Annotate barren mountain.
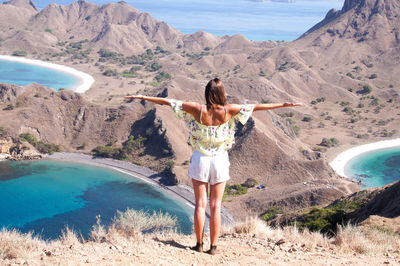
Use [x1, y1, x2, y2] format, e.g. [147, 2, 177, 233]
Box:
[0, 0, 399, 222]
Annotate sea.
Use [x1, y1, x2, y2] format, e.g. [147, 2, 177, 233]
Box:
[0, 59, 81, 91]
[0, 160, 193, 239]
[8, 0, 345, 41]
[345, 147, 400, 189]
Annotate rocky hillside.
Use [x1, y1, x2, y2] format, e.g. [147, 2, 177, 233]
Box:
[0, 0, 399, 221]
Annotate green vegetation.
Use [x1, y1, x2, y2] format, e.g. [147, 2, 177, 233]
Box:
[286, 118, 300, 136]
[310, 97, 326, 105]
[12, 50, 27, 57]
[278, 62, 288, 71]
[3, 104, 14, 110]
[102, 69, 118, 76]
[243, 178, 258, 188]
[121, 66, 141, 78]
[261, 99, 271, 104]
[259, 70, 266, 77]
[296, 200, 362, 233]
[346, 72, 354, 79]
[146, 62, 162, 72]
[357, 85, 372, 95]
[77, 143, 86, 150]
[368, 73, 377, 79]
[92, 135, 147, 160]
[19, 133, 61, 154]
[0, 126, 6, 137]
[319, 137, 339, 147]
[361, 59, 373, 68]
[261, 206, 282, 221]
[278, 112, 294, 118]
[302, 116, 312, 122]
[98, 48, 120, 58]
[45, 28, 52, 34]
[69, 39, 88, 50]
[225, 184, 248, 196]
[154, 71, 171, 82]
[164, 160, 175, 170]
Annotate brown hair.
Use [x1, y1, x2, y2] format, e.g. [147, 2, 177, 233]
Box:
[205, 78, 227, 109]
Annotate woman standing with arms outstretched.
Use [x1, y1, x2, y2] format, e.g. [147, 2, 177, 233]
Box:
[125, 78, 301, 255]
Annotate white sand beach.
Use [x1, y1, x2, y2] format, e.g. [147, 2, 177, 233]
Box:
[0, 55, 94, 93]
[330, 138, 400, 178]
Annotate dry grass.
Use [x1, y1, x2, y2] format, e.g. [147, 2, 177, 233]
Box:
[333, 223, 400, 255]
[1, 213, 399, 264]
[0, 228, 44, 260]
[112, 209, 178, 236]
[223, 217, 400, 254]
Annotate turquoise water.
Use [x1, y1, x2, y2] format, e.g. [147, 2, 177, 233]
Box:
[23, 0, 344, 41]
[0, 160, 193, 239]
[0, 59, 80, 90]
[345, 147, 400, 188]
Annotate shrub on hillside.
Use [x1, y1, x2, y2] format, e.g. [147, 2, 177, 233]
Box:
[102, 69, 118, 76]
[12, 50, 27, 57]
[319, 138, 339, 147]
[296, 200, 362, 233]
[225, 184, 248, 196]
[261, 206, 282, 221]
[19, 133, 61, 154]
[243, 178, 258, 188]
[154, 71, 171, 82]
[357, 85, 372, 95]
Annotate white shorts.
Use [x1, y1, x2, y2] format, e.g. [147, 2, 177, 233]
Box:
[188, 150, 230, 185]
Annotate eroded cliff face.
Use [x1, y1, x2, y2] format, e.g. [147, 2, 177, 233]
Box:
[0, 137, 13, 154]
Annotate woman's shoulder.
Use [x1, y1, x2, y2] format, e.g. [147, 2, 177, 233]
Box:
[226, 104, 242, 116]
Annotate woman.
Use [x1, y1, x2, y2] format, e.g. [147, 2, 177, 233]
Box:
[125, 78, 301, 255]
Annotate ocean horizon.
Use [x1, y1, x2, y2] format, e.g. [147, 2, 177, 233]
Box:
[2, 0, 344, 41]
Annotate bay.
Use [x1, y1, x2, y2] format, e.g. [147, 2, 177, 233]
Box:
[345, 147, 400, 189]
[0, 160, 193, 239]
[0, 59, 81, 91]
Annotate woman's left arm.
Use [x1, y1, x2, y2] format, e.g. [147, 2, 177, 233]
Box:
[253, 102, 302, 111]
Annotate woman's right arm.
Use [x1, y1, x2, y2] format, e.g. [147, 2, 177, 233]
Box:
[125, 95, 171, 105]
[125, 95, 201, 117]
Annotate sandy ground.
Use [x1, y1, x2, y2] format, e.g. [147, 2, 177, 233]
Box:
[47, 152, 236, 227]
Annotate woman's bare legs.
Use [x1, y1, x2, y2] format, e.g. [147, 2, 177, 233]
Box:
[192, 179, 208, 245]
[209, 181, 226, 246]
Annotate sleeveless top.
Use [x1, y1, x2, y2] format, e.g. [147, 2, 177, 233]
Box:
[169, 99, 254, 156]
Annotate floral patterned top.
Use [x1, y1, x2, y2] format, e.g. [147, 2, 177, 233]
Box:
[169, 99, 254, 156]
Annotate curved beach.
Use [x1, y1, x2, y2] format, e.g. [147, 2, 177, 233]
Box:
[329, 138, 400, 178]
[0, 55, 94, 93]
[47, 152, 236, 227]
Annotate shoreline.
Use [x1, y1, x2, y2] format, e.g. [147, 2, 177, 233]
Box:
[0, 55, 95, 93]
[47, 152, 236, 227]
[329, 138, 400, 179]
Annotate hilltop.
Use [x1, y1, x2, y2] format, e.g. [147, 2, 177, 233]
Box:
[1, 209, 399, 265]
[0, 0, 399, 223]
